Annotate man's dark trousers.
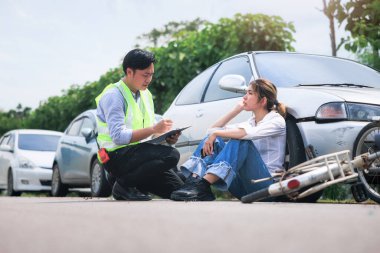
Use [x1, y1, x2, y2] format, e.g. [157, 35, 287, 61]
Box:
[105, 143, 183, 198]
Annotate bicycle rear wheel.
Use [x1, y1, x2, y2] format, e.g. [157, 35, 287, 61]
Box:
[353, 122, 380, 204]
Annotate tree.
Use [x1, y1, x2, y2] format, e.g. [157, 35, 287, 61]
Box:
[336, 0, 380, 70]
[322, 0, 340, 56]
[136, 18, 207, 47]
[148, 13, 295, 113]
[1, 13, 295, 134]
[26, 68, 124, 131]
[0, 104, 31, 135]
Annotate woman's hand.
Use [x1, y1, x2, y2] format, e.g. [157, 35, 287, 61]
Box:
[235, 99, 245, 112]
[202, 133, 217, 156]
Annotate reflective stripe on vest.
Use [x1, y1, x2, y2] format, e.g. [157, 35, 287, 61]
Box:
[95, 80, 155, 151]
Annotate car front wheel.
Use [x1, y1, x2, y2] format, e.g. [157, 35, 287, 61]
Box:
[91, 159, 112, 197]
[286, 118, 324, 203]
[51, 164, 68, 197]
[7, 169, 21, 196]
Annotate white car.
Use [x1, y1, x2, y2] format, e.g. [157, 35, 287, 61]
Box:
[163, 51, 380, 201]
[0, 129, 63, 196]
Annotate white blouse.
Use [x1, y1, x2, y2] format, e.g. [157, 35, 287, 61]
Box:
[208, 110, 286, 174]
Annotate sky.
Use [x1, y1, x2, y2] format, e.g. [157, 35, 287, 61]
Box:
[0, 0, 353, 111]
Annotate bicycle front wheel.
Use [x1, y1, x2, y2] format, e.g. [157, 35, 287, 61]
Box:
[353, 122, 380, 204]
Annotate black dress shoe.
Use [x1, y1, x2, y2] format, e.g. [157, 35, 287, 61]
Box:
[170, 177, 215, 201]
[112, 182, 151, 201]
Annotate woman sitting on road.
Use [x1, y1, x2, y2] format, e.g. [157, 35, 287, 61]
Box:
[170, 78, 287, 201]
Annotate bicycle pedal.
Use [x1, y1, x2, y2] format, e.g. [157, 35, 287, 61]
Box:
[351, 183, 368, 202]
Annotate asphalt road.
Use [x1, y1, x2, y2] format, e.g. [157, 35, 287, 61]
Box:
[0, 197, 379, 253]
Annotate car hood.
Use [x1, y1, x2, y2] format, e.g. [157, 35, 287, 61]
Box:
[17, 150, 56, 169]
[304, 87, 380, 105]
[279, 87, 380, 119]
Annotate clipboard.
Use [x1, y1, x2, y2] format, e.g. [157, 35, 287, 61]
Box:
[145, 126, 191, 144]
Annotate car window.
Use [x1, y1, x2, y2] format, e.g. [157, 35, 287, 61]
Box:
[81, 117, 95, 131]
[8, 134, 15, 149]
[254, 53, 380, 88]
[175, 65, 218, 105]
[0, 135, 10, 146]
[203, 56, 252, 102]
[18, 134, 61, 151]
[67, 119, 83, 136]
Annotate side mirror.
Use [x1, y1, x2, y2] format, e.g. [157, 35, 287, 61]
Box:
[218, 74, 247, 94]
[81, 128, 95, 143]
[0, 145, 13, 153]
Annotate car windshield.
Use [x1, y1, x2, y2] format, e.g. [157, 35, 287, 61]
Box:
[254, 53, 380, 88]
[18, 134, 61, 151]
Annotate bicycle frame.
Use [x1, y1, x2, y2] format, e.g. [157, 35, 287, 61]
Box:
[243, 150, 380, 202]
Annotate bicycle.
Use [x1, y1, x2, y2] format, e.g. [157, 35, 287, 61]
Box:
[241, 122, 380, 204]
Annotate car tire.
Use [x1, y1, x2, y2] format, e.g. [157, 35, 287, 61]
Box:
[51, 163, 68, 197]
[90, 159, 112, 197]
[286, 118, 306, 168]
[6, 169, 21, 196]
[286, 118, 324, 203]
[105, 170, 116, 187]
[352, 121, 380, 203]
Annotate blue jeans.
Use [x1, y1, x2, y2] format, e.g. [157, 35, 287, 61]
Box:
[180, 137, 273, 199]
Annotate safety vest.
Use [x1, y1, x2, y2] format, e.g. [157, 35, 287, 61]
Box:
[95, 80, 155, 151]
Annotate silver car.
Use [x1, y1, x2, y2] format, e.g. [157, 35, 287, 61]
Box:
[51, 109, 164, 197]
[51, 109, 111, 197]
[163, 51, 380, 197]
[0, 129, 62, 196]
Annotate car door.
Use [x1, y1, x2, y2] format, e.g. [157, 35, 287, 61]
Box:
[59, 118, 83, 180]
[0, 135, 7, 187]
[68, 116, 96, 182]
[164, 64, 218, 161]
[193, 56, 253, 145]
[0, 134, 13, 187]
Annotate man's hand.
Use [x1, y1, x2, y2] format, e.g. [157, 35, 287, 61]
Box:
[153, 119, 173, 134]
[166, 132, 181, 145]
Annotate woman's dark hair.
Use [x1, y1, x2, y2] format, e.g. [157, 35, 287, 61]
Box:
[122, 49, 156, 74]
[250, 78, 287, 118]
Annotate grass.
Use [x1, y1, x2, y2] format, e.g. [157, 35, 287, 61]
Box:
[318, 199, 378, 204]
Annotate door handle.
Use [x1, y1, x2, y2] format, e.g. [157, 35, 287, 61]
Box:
[196, 110, 204, 118]
[62, 140, 76, 147]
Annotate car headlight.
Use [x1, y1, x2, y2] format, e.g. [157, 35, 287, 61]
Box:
[316, 102, 347, 121]
[316, 102, 380, 122]
[18, 156, 36, 169]
[346, 103, 380, 121]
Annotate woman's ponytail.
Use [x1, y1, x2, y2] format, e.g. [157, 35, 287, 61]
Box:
[276, 102, 287, 118]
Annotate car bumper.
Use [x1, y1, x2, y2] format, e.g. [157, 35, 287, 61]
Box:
[297, 121, 370, 157]
[13, 167, 52, 191]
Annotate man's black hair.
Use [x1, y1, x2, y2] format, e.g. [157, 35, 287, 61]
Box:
[122, 49, 156, 74]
